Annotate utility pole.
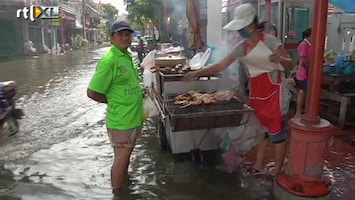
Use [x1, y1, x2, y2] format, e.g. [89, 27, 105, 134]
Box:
[82, 0, 86, 39]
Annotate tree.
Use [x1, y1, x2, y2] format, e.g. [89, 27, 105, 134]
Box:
[86, 0, 99, 10]
[102, 3, 119, 23]
[124, 0, 169, 41]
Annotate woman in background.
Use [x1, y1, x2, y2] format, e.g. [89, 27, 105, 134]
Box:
[295, 28, 312, 117]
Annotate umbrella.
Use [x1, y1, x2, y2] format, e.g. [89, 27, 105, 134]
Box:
[330, 0, 355, 13]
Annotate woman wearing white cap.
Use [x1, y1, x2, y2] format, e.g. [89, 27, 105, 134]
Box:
[184, 3, 295, 179]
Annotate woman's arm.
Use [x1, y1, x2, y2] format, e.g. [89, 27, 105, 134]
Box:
[298, 42, 311, 67]
[299, 55, 310, 67]
[272, 46, 295, 70]
[184, 52, 238, 80]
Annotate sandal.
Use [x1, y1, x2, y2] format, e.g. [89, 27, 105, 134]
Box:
[242, 166, 266, 178]
[242, 166, 275, 187]
[261, 174, 275, 187]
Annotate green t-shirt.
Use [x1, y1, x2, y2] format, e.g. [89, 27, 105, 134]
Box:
[88, 45, 143, 130]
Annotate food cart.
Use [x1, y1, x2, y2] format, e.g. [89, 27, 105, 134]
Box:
[149, 54, 254, 161]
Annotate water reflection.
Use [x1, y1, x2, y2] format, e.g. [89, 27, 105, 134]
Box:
[324, 137, 355, 200]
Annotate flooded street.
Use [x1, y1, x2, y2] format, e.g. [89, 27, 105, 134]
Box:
[1, 47, 354, 200]
[0, 48, 273, 200]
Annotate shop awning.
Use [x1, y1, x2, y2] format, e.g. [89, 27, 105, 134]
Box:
[330, 0, 355, 13]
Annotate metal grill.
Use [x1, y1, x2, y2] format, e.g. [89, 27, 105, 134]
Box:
[159, 71, 220, 82]
[164, 98, 247, 118]
[162, 94, 254, 131]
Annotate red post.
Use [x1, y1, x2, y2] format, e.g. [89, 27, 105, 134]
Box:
[275, 0, 333, 198]
[302, 0, 329, 125]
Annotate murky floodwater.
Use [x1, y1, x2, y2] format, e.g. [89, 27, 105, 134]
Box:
[0, 47, 354, 200]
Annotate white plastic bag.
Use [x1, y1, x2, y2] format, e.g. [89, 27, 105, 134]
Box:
[143, 96, 159, 119]
[141, 50, 157, 70]
[189, 48, 212, 70]
[226, 113, 267, 154]
[143, 69, 155, 88]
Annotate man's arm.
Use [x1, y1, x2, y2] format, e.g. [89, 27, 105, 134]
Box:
[87, 89, 107, 103]
[87, 58, 114, 103]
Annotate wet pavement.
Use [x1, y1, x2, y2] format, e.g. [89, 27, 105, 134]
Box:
[0, 48, 273, 200]
[0, 47, 354, 200]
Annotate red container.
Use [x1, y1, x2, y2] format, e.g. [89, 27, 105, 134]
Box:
[277, 117, 333, 197]
[288, 118, 332, 182]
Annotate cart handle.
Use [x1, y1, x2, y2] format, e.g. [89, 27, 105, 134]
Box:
[152, 93, 166, 120]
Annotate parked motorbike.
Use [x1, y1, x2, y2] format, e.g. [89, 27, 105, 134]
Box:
[0, 81, 24, 138]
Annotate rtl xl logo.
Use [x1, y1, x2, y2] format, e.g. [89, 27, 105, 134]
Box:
[16, 6, 59, 22]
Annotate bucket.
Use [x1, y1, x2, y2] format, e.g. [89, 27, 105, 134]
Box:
[343, 62, 355, 75]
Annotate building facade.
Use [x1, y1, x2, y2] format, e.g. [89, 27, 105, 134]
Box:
[0, 0, 101, 58]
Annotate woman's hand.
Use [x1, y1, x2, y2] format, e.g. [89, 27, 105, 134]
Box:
[269, 53, 282, 64]
[274, 46, 295, 70]
[183, 71, 198, 81]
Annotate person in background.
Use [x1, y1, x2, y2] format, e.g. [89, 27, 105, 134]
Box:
[184, 3, 294, 182]
[137, 36, 145, 63]
[266, 22, 278, 37]
[295, 28, 312, 117]
[87, 21, 144, 199]
[24, 40, 37, 56]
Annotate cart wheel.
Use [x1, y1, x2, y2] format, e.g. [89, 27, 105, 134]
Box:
[191, 149, 204, 162]
[158, 122, 168, 151]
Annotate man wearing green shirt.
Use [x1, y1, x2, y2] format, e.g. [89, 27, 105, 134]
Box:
[87, 21, 143, 198]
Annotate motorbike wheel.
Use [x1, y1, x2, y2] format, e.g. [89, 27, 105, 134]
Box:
[2, 115, 19, 137]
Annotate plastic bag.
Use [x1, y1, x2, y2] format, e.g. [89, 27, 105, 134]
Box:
[226, 113, 267, 154]
[143, 69, 155, 88]
[189, 48, 212, 70]
[223, 146, 243, 173]
[143, 96, 159, 119]
[141, 50, 157, 70]
[219, 134, 232, 152]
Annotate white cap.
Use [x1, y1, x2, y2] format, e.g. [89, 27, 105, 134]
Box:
[223, 3, 257, 31]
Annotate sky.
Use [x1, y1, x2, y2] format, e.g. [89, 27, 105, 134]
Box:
[93, 0, 127, 14]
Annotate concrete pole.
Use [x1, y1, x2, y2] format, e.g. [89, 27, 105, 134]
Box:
[206, 0, 222, 48]
[41, 24, 45, 52]
[265, 0, 271, 21]
[82, 0, 86, 39]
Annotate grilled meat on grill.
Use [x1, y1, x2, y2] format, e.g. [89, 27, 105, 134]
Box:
[190, 99, 203, 105]
[173, 90, 237, 106]
[195, 93, 217, 104]
[213, 90, 239, 101]
[174, 100, 190, 105]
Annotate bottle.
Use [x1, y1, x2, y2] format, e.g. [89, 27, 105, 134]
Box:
[335, 52, 345, 74]
[350, 35, 355, 61]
